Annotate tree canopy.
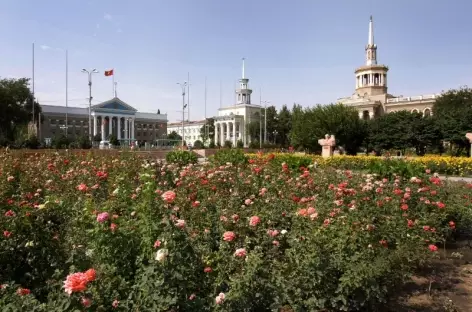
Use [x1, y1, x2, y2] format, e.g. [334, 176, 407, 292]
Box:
[433, 87, 472, 155]
[290, 103, 367, 154]
[0, 77, 42, 143]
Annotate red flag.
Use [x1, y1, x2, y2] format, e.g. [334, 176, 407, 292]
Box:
[104, 69, 114, 76]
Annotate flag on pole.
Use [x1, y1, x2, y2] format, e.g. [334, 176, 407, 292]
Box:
[104, 69, 114, 76]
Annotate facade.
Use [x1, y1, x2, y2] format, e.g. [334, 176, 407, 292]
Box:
[40, 97, 167, 145]
[167, 120, 206, 146]
[338, 16, 438, 119]
[213, 59, 262, 147]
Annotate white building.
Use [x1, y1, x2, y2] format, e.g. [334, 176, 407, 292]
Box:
[214, 59, 262, 147]
[167, 120, 206, 146]
[338, 16, 438, 119]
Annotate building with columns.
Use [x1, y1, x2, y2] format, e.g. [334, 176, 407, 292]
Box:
[338, 16, 438, 119]
[40, 97, 167, 145]
[167, 120, 206, 146]
[213, 59, 262, 147]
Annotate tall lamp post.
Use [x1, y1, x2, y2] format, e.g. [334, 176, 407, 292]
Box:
[82, 69, 99, 142]
[177, 81, 187, 147]
[262, 100, 270, 144]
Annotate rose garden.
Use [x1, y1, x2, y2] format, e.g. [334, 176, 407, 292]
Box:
[1, 149, 472, 311]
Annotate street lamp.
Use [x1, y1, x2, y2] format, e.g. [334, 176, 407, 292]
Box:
[273, 130, 278, 144]
[82, 69, 99, 142]
[261, 100, 270, 144]
[177, 81, 187, 148]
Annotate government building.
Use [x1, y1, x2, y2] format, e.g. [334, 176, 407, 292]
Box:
[39, 97, 167, 145]
[338, 16, 439, 119]
[166, 120, 206, 146]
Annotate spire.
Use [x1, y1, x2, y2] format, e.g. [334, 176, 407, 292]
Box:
[365, 15, 377, 66]
[242, 57, 245, 79]
[368, 15, 374, 46]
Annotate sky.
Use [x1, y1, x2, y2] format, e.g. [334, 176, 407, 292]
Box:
[1, 0, 471, 122]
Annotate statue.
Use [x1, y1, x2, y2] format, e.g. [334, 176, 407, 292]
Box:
[466, 133, 472, 157]
[318, 134, 336, 158]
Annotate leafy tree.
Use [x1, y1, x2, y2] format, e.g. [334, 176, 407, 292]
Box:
[200, 118, 215, 145]
[108, 134, 119, 146]
[275, 105, 292, 147]
[264, 106, 278, 143]
[290, 104, 366, 154]
[193, 140, 204, 149]
[93, 134, 102, 142]
[0, 77, 42, 143]
[433, 87, 472, 156]
[167, 131, 182, 141]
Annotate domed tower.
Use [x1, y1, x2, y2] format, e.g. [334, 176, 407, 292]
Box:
[236, 58, 253, 104]
[354, 16, 388, 97]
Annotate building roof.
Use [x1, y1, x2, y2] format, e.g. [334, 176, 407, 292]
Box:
[40, 98, 167, 122]
[167, 120, 206, 127]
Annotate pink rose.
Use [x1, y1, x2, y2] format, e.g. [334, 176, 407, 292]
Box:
[249, 216, 261, 227]
[96, 212, 109, 223]
[175, 219, 186, 229]
[234, 248, 247, 258]
[215, 292, 225, 305]
[162, 191, 176, 203]
[223, 231, 236, 242]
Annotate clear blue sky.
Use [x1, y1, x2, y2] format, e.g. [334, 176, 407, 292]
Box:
[0, 0, 471, 122]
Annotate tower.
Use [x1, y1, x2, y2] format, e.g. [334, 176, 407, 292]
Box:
[354, 16, 388, 97]
[236, 58, 253, 104]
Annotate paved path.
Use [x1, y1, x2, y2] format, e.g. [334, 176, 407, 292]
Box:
[439, 175, 472, 183]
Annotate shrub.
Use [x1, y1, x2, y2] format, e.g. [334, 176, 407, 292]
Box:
[209, 140, 216, 148]
[211, 148, 248, 166]
[165, 150, 198, 166]
[193, 140, 204, 149]
[236, 140, 244, 148]
[223, 140, 233, 148]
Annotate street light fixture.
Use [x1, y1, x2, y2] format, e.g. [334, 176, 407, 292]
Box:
[82, 69, 99, 142]
[261, 100, 270, 144]
[177, 81, 187, 148]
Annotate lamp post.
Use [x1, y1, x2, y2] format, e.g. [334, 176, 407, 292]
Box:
[81, 69, 99, 142]
[273, 130, 278, 145]
[261, 100, 270, 144]
[177, 81, 187, 147]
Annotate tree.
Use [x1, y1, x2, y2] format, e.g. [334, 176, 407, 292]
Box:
[167, 131, 182, 141]
[276, 105, 292, 147]
[290, 103, 367, 154]
[0, 77, 42, 144]
[200, 118, 215, 145]
[433, 87, 472, 156]
[265, 106, 278, 143]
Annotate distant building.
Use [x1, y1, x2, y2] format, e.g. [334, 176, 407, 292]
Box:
[167, 120, 206, 146]
[338, 16, 437, 119]
[40, 97, 167, 144]
[214, 59, 262, 147]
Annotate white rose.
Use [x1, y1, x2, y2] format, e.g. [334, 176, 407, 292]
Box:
[155, 249, 169, 262]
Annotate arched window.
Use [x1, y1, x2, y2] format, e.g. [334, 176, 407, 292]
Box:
[362, 110, 370, 120]
[411, 109, 419, 114]
[423, 108, 431, 117]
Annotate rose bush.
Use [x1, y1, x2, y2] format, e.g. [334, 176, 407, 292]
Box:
[0, 151, 471, 311]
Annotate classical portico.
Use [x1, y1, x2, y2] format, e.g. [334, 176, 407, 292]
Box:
[214, 114, 245, 147]
[91, 97, 138, 144]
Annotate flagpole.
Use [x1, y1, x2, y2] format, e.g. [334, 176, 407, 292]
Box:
[187, 72, 190, 122]
[32, 43, 35, 130]
[112, 69, 115, 97]
[65, 49, 68, 138]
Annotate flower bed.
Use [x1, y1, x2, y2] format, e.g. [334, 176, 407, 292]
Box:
[247, 153, 472, 177]
[1, 152, 472, 311]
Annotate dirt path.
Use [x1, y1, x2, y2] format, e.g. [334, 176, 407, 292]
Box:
[391, 245, 472, 311]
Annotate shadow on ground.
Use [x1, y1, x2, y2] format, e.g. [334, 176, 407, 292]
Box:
[388, 241, 472, 312]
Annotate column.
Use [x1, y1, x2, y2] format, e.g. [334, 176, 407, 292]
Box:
[232, 122, 237, 147]
[125, 119, 129, 143]
[108, 116, 112, 138]
[117, 117, 121, 141]
[131, 118, 135, 141]
[93, 115, 98, 136]
[369, 112, 374, 119]
[101, 117, 105, 141]
[220, 123, 224, 146]
[358, 111, 363, 119]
